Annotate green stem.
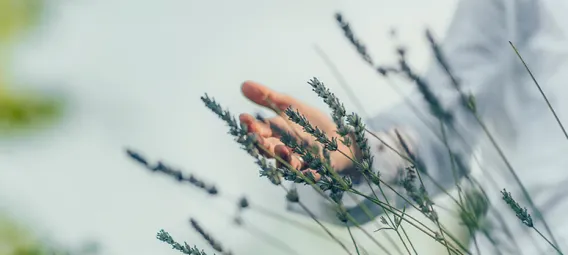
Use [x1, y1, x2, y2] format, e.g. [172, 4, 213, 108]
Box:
[280, 185, 353, 255]
[257, 144, 391, 254]
[532, 227, 563, 255]
[346, 223, 362, 255]
[509, 41, 568, 141]
[473, 113, 560, 251]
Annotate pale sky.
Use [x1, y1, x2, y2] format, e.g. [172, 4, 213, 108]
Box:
[0, 0, 456, 254]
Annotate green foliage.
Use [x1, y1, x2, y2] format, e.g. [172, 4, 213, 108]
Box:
[0, 212, 100, 255]
[0, 92, 65, 136]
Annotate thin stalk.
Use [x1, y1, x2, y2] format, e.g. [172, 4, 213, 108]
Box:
[329, 164, 402, 255]
[244, 200, 331, 241]
[338, 146, 412, 254]
[264, 99, 398, 255]
[414, 158, 453, 255]
[209, 202, 301, 255]
[242, 223, 301, 255]
[346, 223, 362, 255]
[362, 174, 414, 255]
[424, 34, 560, 251]
[471, 234, 481, 255]
[376, 71, 522, 253]
[509, 41, 568, 141]
[313, 43, 465, 254]
[263, 137, 462, 254]
[532, 227, 563, 255]
[481, 229, 504, 255]
[280, 185, 353, 255]
[335, 147, 468, 254]
[473, 113, 560, 250]
[350, 189, 470, 255]
[310, 43, 499, 253]
[346, 145, 404, 255]
[264, 87, 460, 253]
[256, 144, 392, 255]
[439, 121, 464, 205]
[361, 106, 525, 254]
[313, 44, 370, 119]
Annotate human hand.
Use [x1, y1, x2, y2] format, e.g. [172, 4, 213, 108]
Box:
[239, 81, 358, 179]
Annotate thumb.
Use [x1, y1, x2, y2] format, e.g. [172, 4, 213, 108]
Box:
[241, 80, 299, 114]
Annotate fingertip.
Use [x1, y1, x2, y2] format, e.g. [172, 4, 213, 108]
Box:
[275, 145, 305, 170]
[302, 169, 321, 181]
[241, 80, 265, 98]
[274, 145, 290, 159]
[241, 81, 295, 113]
[255, 134, 265, 144]
[241, 80, 257, 88]
[242, 81, 280, 109]
[240, 80, 252, 93]
[239, 113, 255, 123]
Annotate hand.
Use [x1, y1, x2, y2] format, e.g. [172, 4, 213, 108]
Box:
[239, 81, 358, 179]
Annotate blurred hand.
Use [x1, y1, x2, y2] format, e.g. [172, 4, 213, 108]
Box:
[239, 81, 358, 179]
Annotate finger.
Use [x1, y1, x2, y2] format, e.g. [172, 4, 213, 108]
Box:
[256, 135, 284, 158]
[274, 145, 303, 170]
[301, 169, 321, 182]
[266, 116, 297, 137]
[241, 112, 299, 140]
[241, 81, 302, 114]
[274, 145, 322, 181]
[239, 113, 273, 137]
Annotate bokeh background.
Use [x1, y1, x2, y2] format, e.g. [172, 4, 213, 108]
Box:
[0, 0, 457, 254]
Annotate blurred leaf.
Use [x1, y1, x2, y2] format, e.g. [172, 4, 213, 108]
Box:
[0, 0, 64, 138]
[0, 91, 65, 136]
[0, 212, 101, 255]
[0, 0, 43, 44]
[0, 212, 43, 255]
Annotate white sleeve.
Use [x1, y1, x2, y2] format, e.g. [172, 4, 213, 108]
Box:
[287, 0, 541, 226]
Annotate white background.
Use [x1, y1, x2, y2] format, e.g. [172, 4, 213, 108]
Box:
[0, 0, 457, 254]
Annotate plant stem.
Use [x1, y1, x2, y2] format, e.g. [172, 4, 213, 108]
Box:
[532, 227, 563, 255]
[346, 223, 362, 255]
[509, 41, 568, 141]
[350, 189, 470, 255]
[280, 185, 353, 255]
[313, 44, 370, 119]
[257, 144, 393, 254]
[336, 147, 465, 254]
[264, 98, 398, 254]
[473, 113, 560, 251]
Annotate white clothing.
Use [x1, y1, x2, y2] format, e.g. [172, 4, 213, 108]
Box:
[288, 0, 568, 254]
